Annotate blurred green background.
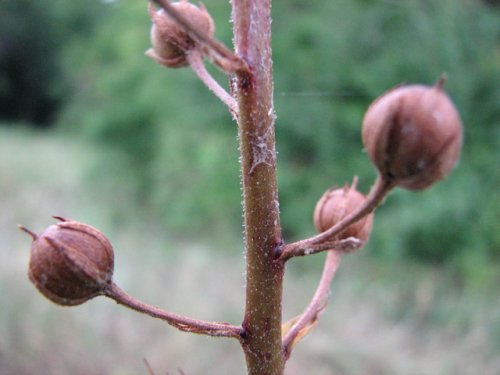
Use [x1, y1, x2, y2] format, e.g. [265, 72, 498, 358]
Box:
[1, 0, 499, 374]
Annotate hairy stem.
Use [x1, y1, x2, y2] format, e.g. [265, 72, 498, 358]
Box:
[282, 250, 342, 359]
[231, 0, 285, 374]
[104, 282, 243, 338]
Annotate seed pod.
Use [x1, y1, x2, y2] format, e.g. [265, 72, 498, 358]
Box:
[147, 0, 215, 68]
[20, 217, 114, 306]
[362, 77, 463, 190]
[313, 181, 373, 245]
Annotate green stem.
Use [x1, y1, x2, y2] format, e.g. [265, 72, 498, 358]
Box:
[232, 0, 285, 374]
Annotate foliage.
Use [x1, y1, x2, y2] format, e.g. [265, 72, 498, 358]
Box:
[5, 0, 497, 268]
[58, 0, 241, 236]
[0, 0, 104, 125]
[2, 0, 500, 370]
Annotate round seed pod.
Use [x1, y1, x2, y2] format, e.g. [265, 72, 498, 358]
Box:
[148, 0, 215, 68]
[313, 182, 373, 245]
[362, 78, 463, 190]
[21, 217, 114, 306]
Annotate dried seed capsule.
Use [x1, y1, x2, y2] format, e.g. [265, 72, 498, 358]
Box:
[313, 181, 373, 245]
[20, 217, 114, 306]
[362, 77, 463, 190]
[147, 0, 215, 68]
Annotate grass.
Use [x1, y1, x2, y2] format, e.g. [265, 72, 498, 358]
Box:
[1, 125, 499, 374]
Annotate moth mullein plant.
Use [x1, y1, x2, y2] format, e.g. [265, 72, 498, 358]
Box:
[21, 1, 463, 374]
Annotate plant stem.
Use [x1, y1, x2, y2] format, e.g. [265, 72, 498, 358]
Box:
[151, 0, 248, 73]
[231, 0, 285, 374]
[282, 250, 341, 359]
[281, 175, 394, 259]
[186, 50, 239, 117]
[104, 282, 243, 338]
[280, 237, 364, 261]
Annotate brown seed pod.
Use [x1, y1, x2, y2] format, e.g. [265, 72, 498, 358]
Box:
[313, 181, 373, 246]
[147, 0, 215, 68]
[20, 217, 114, 306]
[362, 77, 463, 190]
